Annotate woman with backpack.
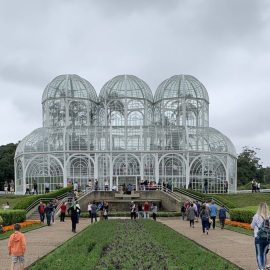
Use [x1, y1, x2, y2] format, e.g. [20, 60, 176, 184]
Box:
[251, 202, 270, 270]
[200, 204, 210, 235]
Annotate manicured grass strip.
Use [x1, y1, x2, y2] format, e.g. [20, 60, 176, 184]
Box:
[222, 224, 253, 236]
[0, 223, 45, 240]
[29, 220, 239, 270]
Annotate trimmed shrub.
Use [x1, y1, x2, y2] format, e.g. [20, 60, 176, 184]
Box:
[74, 211, 180, 219]
[0, 210, 26, 226]
[13, 187, 72, 210]
[229, 206, 257, 223]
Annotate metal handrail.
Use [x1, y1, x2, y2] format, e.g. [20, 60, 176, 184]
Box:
[25, 192, 70, 213]
[173, 188, 230, 211]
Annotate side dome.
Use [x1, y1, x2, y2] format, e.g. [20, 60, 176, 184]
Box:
[154, 75, 209, 103]
[42, 74, 98, 103]
[99, 75, 153, 102]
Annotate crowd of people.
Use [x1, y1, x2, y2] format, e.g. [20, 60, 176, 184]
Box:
[129, 200, 158, 221]
[251, 179, 261, 193]
[3, 180, 15, 194]
[181, 200, 227, 234]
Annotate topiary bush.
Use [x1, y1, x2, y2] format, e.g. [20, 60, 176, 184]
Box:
[229, 206, 257, 223]
[0, 210, 26, 226]
[13, 187, 72, 210]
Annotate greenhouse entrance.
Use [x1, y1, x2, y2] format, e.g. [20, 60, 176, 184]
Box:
[116, 176, 139, 191]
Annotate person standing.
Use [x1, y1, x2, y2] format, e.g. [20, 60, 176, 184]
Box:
[251, 202, 270, 270]
[8, 223, 26, 270]
[87, 201, 92, 218]
[143, 201, 150, 219]
[187, 203, 196, 228]
[68, 201, 80, 233]
[38, 201, 45, 223]
[4, 181, 8, 194]
[104, 201, 109, 220]
[138, 203, 143, 219]
[208, 200, 218, 229]
[130, 201, 136, 220]
[91, 201, 98, 223]
[45, 182, 50, 193]
[151, 203, 158, 221]
[219, 205, 227, 229]
[60, 202, 67, 222]
[33, 180, 38, 194]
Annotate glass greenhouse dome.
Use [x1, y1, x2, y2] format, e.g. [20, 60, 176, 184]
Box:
[14, 74, 237, 194]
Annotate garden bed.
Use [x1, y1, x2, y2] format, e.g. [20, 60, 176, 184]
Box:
[29, 219, 239, 270]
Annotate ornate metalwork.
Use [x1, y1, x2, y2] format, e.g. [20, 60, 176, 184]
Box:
[15, 74, 237, 194]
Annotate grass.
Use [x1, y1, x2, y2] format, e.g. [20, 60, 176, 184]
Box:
[0, 223, 45, 240]
[29, 219, 240, 270]
[0, 195, 25, 209]
[218, 193, 270, 208]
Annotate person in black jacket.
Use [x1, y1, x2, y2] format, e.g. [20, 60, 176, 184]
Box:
[44, 202, 54, 226]
[68, 201, 80, 233]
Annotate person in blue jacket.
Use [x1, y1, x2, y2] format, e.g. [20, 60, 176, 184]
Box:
[219, 205, 227, 229]
[208, 200, 218, 229]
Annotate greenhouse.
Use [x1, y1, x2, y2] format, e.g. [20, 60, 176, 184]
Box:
[14, 74, 237, 194]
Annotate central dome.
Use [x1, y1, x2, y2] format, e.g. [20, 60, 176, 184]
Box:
[154, 75, 209, 103]
[99, 75, 153, 102]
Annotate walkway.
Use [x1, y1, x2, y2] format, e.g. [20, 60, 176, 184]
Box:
[0, 219, 90, 270]
[0, 218, 258, 270]
[160, 218, 256, 270]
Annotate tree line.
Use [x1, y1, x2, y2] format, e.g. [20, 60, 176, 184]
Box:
[0, 143, 269, 189]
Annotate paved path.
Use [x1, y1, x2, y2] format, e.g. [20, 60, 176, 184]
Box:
[0, 219, 90, 270]
[160, 218, 256, 270]
[0, 218, 259, 270]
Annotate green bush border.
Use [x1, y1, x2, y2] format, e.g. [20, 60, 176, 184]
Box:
[0, 209, 26, 226]
[13, 187, 72, 210]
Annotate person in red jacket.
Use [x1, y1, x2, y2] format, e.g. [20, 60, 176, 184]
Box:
[60, 202, 67, 222]
[8, 223, 26, 270]
[144, 201, 150, 219]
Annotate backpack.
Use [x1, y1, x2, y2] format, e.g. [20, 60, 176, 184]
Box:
[257, 218, 270, 242]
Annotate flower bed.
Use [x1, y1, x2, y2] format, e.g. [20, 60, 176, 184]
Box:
[225, 219, 252, 230]
[3, 220, 41, 232]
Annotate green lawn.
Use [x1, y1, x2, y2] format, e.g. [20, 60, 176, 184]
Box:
[29, 220, 239, 270]
[218, 193, 270, 208]
[0, 195, 25, 209]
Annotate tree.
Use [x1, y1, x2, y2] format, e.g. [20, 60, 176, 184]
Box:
[237, 146, 263, 186]
[0, 143, 18, 190]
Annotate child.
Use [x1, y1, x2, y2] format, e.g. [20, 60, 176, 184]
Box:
[8, 223, 26, 270]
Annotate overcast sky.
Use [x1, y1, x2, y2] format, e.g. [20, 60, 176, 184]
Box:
[1, 0, 270, 165]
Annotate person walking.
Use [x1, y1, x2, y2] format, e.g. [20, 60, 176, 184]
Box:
[60, 202, 67, 222]
[251, 202, 270, 270]
[104, 201, 109, 220]
[68, 201, 80, 233]
[208, 200, 218, 229]
[219, 205, 227, 229]
[38, 201, 45, 223]
[181, 204, 186, 220]
[44, 202, 54, 226]
[200, 204, 210, 235]
[151, 203, 158, 221]
[187, 203, 196, 228]
[8, 223, 26, 270]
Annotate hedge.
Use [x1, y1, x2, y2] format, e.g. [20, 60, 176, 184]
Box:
[229, 206, 257, 223]
[13, 187, 72, 210]
[0, 210, 26, 226]
[75, 211, 180, 218]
